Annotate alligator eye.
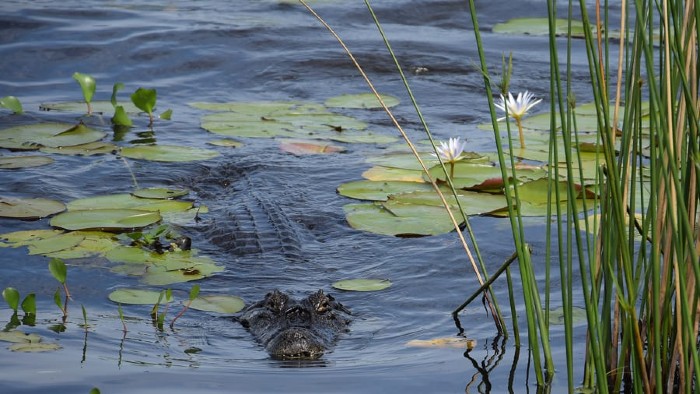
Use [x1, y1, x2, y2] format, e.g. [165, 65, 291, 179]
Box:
[316, 301, 330, 314]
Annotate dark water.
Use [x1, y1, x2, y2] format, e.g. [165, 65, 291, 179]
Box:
[0, 1, 601, 392]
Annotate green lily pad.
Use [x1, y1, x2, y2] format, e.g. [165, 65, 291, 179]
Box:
[0, 229, 64, 247]
[140, 257, 223, 286]
[0, 197, 66, 219]
[337, 180, 435, 201]
[207, 139, 243, 148]
[0, 122, 106, 151]
[362, 166, 426, 182]
[42, 231, 121, 259]
[332, 278, 392, 292]
[493, 18, 587, 37]
[67, 194, 192, 212]
[40, 141, 116, 156]
[344, 202, 458, 237]
[0, 330, 41, 344]
[131, 188, 189, 200]
[26, 233, 85, 256]
[324, 93, 399, 109]
[549, 306, 587, 325]
[0, 155, 54, 169]
[120, 145, 219, 162]
[387, 190, 507, 216]
[189, 295, 246, 314]
[197, 100, 396, 144]
[50, 209, 161, 231]
[9, 342, 62, 352]
[108, 288, 174, 305]
[40, 100, 142, 114]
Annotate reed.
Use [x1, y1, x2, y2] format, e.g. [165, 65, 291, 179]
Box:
[301, 0, 699, 391]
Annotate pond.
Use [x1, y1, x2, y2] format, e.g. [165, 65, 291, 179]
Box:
[0, 1, 607, 392]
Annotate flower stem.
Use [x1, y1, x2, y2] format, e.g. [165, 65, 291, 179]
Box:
[516, 117, 526, 148]
[449, 162, 455, 179]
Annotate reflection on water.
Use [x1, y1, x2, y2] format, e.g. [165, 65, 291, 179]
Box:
[0, 0, 596, 392]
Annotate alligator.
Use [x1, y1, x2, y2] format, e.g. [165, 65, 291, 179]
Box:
[239, 289, 351, 359]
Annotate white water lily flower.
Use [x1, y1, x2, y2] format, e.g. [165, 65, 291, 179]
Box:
[433, 137, 467, 163]
[495, 91, 542, 122]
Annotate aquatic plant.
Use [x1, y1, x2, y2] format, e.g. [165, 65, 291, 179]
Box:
[494, 91, 542, 148]
[72, 72, 96, 115]
[48, 258, 71, 319]
[0, 96, 23, 114]
[169, 284, 199, 329]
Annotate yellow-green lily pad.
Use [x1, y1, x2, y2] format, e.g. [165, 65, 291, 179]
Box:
[67, 193, 192, 212]
[344, 202, 457, 237]
[207, 139, 243, 148]
[131, 188, 189, 200]
[27, 233, 85, 256]
[0, 330, 42, 344]
[0, 229, 64, 247]
[0, 122, 106, 151]
[50, 209, 161, 231]
[189, 295, 246, 314]
[120, 145, 220, 162]
[548, 306, 587, 325]
[0, 196, 66, 219]
[9, 342, 62, 352]
[332, 278, 392, 292]
[108, 288, 174, 305]
[40, 100, 142, 114]
[0, 155, 54, 169]
[40, 141, 116, 156]
[493, 18, 587, 37]
[337, 180, 435, 201]
[362, 166, 425, 182]
[324, 93, 399, 109]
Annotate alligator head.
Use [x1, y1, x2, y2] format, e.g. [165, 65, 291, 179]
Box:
[239, 289, 351, 359]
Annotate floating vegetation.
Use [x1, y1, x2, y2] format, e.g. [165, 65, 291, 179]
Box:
[131, 187, 189, 200]
[0, 196, 66, 220]
[324, 93, 399, 109]
[40, 100, 142, 114]
[50, 209, 162, 231]
[108, 288, 174, 305]
[0, 123, 106, 151]
[406, 337, 476, 350]
[207, 138, 243, 148]
[192, 100, 397, 144]
[119, 144, 220, 162]
[0, 330, 61, 353]
[0, 155, 54, 169]
[188, 295, 246, 314]
[279, 139, 345, 155]
[40, 141, 116, 156]
[331, 278, 392, 292]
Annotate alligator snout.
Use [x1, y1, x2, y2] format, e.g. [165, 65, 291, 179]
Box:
[239, 289, 351, 360]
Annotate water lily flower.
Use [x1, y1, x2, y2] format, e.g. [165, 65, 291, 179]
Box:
[495, 91, 542, 148]
[433, 137, 467, 163]
[432, 137, 467, 179]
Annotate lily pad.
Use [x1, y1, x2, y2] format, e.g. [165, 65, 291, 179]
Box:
[0, 197, 66, 219]
[40, 100, 142, 114]
[549, 306, 587, 325]
[0, 330, 41, 344]
[67, 193, 193, 213]
[0, 122, 106, 151]
[406, 337, 476, 349]
[120, 145, 219, 162]
[188, 295, 246, 314]
[26, 233, 85, 256]
[337, 180, 435, 201]
[362, 166, 425, 182]
[41, 231, 121, 259]
[132, 188, 189, 200]
[140, 257, 224, 286]
[40, 141, 116, 156]
[0, 155, 54, 169]
[279, 139, 345, 155]
[208, 139, 243, 148]
[0, 229, 64, 247]
[324, 93, 400, 109]
[332, 278, 392, 292]
[108, 288, 174, 305]
[344, 202, 458, 237]
[493, 18, 587, 37]
[9, 342, 62, 352]
[50, 209, 161, 231]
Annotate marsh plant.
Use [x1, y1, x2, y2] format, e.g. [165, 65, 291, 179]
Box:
[302, 0, 700, 392]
